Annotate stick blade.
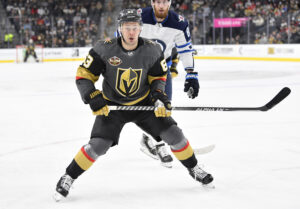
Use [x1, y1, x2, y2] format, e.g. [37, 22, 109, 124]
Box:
[261, 87, 291, 111]
[194, 144, 215, 155]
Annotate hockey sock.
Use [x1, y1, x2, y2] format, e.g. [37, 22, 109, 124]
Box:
[66, 146, 96, 179]
[171, 141, 197, 168]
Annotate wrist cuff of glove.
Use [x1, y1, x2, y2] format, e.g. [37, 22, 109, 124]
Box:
[185, 68, 194, 73]
[84, 89, 101, 103]
[170, 67, 178, 73]
[151, 89, 163, 97]
[186, 72, 198, 80]
[151, 89, 171, 108]
[87, 90, 106, 112]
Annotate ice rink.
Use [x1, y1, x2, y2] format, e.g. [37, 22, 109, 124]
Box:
[0, 59, 299, 209]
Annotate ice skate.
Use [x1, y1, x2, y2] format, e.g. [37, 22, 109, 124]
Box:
[155, 143, 173, 168]
[188, 164, 214, 186]
[140, 134, 159, 160]
[53, 174, 74, 202]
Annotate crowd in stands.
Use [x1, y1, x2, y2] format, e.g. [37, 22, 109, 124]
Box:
[122, 0, 300, 44]
[1, 0, 300, 48]
[100, 0, 115, 41]
[221, 0, 300, 44]
[1, 0, 104, 47]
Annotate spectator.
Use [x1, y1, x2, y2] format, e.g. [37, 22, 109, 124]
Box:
[4, 33, 14, 48]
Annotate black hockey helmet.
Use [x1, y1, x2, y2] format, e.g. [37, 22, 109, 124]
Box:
[117, 9, 143, 27]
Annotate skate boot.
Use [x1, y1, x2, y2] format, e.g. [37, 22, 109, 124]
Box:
[140, 134, 158, 160]
[53, 174, 74, 201]
[188, 164, 214, 185]
[155, 143, 173, 168]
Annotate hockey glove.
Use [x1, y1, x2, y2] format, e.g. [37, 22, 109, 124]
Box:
[87, 90, 109, 116]
[152, 90, 172, 117]
[184, 72, 199, 99]
[170, 50, 179, 78]
[170, 66, 178, 78]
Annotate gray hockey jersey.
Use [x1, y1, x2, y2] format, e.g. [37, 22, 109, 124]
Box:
[76, 37, 168, 105]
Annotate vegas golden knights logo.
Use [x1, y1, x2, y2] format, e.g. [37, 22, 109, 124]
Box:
[116, 68, 142, 97]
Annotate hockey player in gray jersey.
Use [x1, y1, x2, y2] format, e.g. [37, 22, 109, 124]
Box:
[54, 9, 213, 201]
[139, 0, 199, 168]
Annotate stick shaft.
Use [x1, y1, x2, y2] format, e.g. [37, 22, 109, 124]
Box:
[109, 87, 291, 112]
[109, 106, 260, 111]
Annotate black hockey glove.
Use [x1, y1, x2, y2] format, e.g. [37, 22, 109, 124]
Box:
[170, 66, 178, 78]
[86, 90, 109, 116]
[184, 72, 199, 99]
[151, 89, 172, 117]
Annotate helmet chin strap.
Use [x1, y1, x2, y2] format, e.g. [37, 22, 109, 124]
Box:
[118, 26, 127, 44]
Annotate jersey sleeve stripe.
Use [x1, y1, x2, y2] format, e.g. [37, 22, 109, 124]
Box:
[76, 76, 84, 80]
[176, 42, 192, 48]
[76, 66, 99, 83]
[177, 49, 196, 54]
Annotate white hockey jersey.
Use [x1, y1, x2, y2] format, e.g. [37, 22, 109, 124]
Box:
[139, 7, 195, 70]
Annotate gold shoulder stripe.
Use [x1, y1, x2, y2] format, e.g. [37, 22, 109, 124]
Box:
[104, 39, 112, 44]
[76, 66, 99, 83]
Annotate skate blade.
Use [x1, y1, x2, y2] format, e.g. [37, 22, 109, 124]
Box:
[140, 147, 159, 160]
[160, 161, 172, 168]
[53, 192, 65, 202]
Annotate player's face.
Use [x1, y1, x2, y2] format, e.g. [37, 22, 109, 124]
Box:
[120, 22, 142, 49]
[152, 0, 170, 19]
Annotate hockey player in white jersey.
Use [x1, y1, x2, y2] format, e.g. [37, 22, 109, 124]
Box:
[139, 0, 200, 168]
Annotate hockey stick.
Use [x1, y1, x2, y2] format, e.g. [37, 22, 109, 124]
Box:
[109, 87, 291, 112]
[194, 144, 215, 155]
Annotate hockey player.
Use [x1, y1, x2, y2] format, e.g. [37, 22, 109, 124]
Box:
[139, 0, 199, 167]
[23, 39, 39, 63]
[54, 9, 213, 201]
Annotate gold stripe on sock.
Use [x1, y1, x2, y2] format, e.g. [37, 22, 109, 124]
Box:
[74, 147, 94, 170]
[172, 142, 194, 161]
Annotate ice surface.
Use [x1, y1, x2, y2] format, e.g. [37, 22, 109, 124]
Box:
[0, 60, 299, 209]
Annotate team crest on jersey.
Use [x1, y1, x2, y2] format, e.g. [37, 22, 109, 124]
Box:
[108, 56, 122, 66]
[116, 68, 142, 97]
[178, 15, 185, 22]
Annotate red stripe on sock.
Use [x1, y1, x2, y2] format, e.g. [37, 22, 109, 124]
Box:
[171, 141, 190, 152]
[81, 147, 95, 162]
